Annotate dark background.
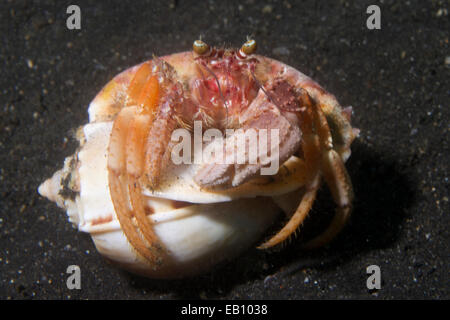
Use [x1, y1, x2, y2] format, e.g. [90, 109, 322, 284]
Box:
[1, 0, 448, 299]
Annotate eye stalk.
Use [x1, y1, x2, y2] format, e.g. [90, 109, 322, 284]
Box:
[241, 39, 257, 55]
[193, 40, 210, 55]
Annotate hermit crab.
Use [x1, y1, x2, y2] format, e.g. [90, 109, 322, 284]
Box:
[38, 39, 358, 278]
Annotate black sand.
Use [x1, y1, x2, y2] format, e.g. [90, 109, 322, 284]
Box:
[0, 0, 448, 299]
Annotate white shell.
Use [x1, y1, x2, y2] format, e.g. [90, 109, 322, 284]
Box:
[38, 101, 305, 279]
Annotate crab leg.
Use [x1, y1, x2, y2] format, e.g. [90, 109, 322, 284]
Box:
[302, 100, 354, 249]
[108, 107, 158, 262]
[258, 88, 353, 249]
[303, 150, 353, 249]
[126, 112, 161, 251]
[143, 98, 178, 189]
[108, 63, 164, 263]
[258, 99, 322, 249]
[301, 100, 354, 248]
[125, 71, 162, 252]
[257, 171, 320, 249]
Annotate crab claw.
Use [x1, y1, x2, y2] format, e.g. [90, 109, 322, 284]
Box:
[194, 89, 302, 189]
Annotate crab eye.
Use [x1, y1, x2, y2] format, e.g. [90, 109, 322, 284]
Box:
[241, 39, 257, 55]
[193, 40, 210, 55]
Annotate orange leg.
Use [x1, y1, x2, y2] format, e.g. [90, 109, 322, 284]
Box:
[126, 113, 161, 253]
[143, 99, 178, 189]
[257, 172, 320, 249]
[302, 148, 353, 249]
[108, 107, 158, 262]
[107, 62, 164, 263]
[258, 103, 322, 249]
[302, 100, 354, 249]
[258, 90, 353, 249]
